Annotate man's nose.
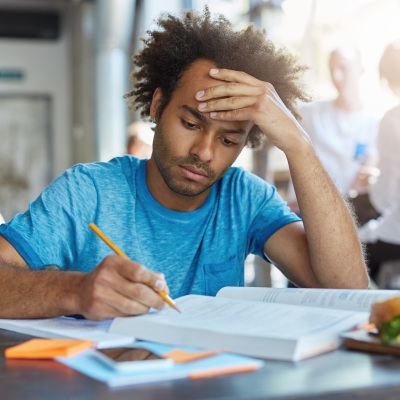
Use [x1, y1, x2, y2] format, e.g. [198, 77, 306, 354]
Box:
[189, 132, 214, 162]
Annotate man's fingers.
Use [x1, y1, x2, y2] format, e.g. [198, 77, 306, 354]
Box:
[196, 82, 264, 102]
[84, 284, 157, 320]
[95, 262, 166, 308]
[209, 107, 255, 122]
[208, 68, 262, 86]
[81, 256, 169, 319]
[111, 274, 166, 311]
[198, 96, 258, 113]
[106, 283, 165, 314]
[110, 255, 168, 293]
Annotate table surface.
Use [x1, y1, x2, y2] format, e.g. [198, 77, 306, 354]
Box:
[2, 328, 400, 400]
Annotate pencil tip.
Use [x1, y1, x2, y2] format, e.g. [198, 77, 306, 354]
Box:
[173, 305, 182, 313]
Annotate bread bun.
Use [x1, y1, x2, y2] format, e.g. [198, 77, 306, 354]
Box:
[370, 296, 400, 327]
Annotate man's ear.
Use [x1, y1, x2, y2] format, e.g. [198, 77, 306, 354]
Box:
[150, 88, 163, 119]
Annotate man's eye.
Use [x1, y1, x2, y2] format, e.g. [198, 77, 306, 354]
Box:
[221, 137, 238, 146]
[182, 120, 198, 129]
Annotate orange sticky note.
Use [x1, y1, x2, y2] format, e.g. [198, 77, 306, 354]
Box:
[353, 323, 377, 332]
[5, 339, 92, 359]
[163, 349, 218, 363]
[189, 364, 259, 379]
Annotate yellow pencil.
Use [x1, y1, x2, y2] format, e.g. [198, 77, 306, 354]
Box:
[89, 222, 181, 313]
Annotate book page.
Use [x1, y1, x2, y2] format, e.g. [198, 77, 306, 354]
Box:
[216, 287, 400, 312]
[112, 295, 367, 340]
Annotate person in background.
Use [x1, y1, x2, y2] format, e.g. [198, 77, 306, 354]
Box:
[359, 42, 400, 285]
[0, 9, 368, 321]
[287, 47, 379, 222]
[0, 213, 4, 224]
[126, 121, 153, 159]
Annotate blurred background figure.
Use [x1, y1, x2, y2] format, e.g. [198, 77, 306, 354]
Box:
[0, 212, 5, 224]
[359, 42, 400, 287]
[126, 121, 153, 159]
[287, 47, 379, 224]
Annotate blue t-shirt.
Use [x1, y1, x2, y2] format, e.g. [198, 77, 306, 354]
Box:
[0, 156, 300, 298]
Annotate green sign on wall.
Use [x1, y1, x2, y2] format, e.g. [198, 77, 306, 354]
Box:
[0, 69, 24, 81]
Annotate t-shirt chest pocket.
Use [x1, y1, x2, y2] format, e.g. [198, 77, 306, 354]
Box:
[203, 254, 241, 296]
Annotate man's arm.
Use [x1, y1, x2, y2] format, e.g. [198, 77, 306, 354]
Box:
[266, 142, 368, 288]
[0, 235, 168, 320]
[195, 68, 368, 289]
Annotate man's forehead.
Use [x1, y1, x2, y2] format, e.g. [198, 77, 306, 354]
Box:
[170, 59, 254, 133]
[176, 59, 221, 95]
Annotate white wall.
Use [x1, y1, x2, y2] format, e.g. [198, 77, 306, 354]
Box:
[0, 13, 72, 178]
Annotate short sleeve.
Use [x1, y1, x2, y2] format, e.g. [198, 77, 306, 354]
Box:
[229, 169, 301, 260]
[0, 164, 98, 269]
[248, 187, 301, 260]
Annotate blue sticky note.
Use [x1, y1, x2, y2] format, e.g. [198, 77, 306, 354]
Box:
[56, 341, 264, 387]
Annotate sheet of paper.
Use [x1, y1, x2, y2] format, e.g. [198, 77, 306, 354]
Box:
[0, 316, 133, 348]
[133, 295, 367, 338]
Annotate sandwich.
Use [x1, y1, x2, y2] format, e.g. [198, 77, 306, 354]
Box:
[370, 296, 400, 344]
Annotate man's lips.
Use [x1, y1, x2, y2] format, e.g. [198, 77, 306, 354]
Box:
[179, 165, 209, 182]
[181, 165, 207, 177]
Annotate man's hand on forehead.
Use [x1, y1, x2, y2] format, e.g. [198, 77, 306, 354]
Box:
[195, 68, 270, 120]
[194, 68, 307, 153]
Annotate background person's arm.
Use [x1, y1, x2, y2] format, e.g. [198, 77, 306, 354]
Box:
[0, 235, 168, 320]
[358, 110, 400, 243]
[369, 112, 400, 212]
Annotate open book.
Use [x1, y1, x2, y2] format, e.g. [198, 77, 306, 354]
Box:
[109, 287, 400, 362]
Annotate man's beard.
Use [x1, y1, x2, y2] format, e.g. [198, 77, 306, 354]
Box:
[152, 122, 220, 197]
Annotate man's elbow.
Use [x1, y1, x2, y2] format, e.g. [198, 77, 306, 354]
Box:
[351, 274, 370, 289]
[337, 269, 370, 290]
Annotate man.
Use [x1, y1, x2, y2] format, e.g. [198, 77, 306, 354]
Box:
[0, 9, 368, 321]
[287, 47, 379, 216]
